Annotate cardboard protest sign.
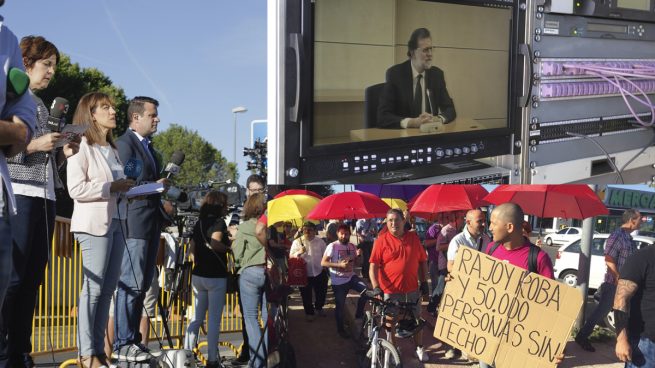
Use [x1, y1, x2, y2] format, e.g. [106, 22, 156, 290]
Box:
[434, 246, 583, 368]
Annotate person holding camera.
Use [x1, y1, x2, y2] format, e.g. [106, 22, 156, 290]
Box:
[184, 191, 231, 368]
[1, 36, 80, 368]
[290, 221, 328, 321]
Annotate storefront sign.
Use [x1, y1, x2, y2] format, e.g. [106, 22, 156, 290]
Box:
[605, 188, 655, 211]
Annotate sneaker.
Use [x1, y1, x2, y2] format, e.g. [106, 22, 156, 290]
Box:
[575, 336, 596, 352]
[136, 343, 161, 358]
[113, 344, 154, 362]
[444, 348, 460, 360]
[416, 346, 428, 362]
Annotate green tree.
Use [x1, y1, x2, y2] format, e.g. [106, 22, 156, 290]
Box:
[37, 54, 129, 134]
[152, 124, 236, 186]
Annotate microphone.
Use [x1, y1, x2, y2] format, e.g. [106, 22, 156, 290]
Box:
[124, 158, 143, 180]
[162, 151, 185, 179]
[6, 68, 29, 101]
[426, 89, 435, 116]
[47, 97, 70, 132]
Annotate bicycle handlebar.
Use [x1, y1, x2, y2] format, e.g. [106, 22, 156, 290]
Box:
[360, 289, 419, 311]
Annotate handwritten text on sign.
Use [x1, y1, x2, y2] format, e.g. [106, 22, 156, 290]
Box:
[434, 247, 582, 368]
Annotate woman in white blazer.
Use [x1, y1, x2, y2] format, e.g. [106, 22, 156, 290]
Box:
[67, 92, 134, 368]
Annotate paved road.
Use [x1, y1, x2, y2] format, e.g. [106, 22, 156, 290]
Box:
[288, 284, 622, 368]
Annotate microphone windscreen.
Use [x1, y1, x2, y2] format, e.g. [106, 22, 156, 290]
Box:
[170, 151, 185, 166]
[124, 158, 143, 180]
[7, 68, 29, 97]
[50, 97, 70, 119]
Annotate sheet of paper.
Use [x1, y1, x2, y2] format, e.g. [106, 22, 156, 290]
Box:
[126, 182, 165, 198]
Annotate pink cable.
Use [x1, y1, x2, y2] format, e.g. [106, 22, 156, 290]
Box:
[559, 62, 655, 126]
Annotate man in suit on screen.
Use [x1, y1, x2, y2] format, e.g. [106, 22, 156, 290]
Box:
[378, 27, 456, 129]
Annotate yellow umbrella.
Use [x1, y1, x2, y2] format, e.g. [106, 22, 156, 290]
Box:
[267, 194, 321, 226]
[382, 198, 407, 211]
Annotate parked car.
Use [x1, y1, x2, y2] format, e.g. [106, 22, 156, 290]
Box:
[544, 227, 599, 246]
[632, 229, 655, 238]
[553, 234, 655, 290]
[554, 233, 655, 333]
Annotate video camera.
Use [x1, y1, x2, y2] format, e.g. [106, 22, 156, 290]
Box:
[244, 139, 267, 180]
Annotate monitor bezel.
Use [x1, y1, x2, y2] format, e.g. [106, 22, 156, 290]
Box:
[286, 0, 523, 183]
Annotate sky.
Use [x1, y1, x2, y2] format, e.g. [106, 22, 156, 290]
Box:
[1, 0, 267, 186]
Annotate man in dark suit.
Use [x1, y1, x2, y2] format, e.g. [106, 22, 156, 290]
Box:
[114, 96, 169, 362]
[378, 28, 456, 129]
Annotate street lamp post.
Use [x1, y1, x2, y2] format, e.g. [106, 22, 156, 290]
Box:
[231, 106, 247, 176]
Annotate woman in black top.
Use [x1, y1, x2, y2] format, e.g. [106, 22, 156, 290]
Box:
[183, 191, 231, 368]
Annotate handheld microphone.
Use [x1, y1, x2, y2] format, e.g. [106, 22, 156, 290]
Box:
[124, 158, 143, 180]
[47, 97, 70, 132]
[162, 151, 185, 179]
[426, 89, 435, 116]
[6, 68, 29, 101]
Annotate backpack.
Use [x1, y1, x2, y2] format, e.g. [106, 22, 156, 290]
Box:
[487, 242, 539, 274]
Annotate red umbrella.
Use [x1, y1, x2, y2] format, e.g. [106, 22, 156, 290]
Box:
[273, 189, 323, 200]
[307, 191, 391, 220]
[483, 184, 608, 219]
[409, 184, 489, 220]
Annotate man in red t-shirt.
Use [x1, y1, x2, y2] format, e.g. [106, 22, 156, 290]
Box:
[369, 209, 429, 362]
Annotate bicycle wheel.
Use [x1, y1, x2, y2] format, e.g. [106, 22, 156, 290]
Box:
[368, 339, 402, 368]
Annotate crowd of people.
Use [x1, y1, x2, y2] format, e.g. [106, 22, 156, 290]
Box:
[266, 198, 653, 367]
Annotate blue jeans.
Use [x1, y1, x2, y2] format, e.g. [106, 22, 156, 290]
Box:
[0, 196, 54, 366]
[184, 276, 227, 362]
[239, 266, 267, 368]
[76, 219, 126, 356]
[332, 275, 367, 330]
[114, 228, 160, 349]
[627, 336, 655, 368]
[578, 282, 617, 339]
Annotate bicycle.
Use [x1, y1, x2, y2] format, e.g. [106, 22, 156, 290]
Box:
[358, 290, 425, 368]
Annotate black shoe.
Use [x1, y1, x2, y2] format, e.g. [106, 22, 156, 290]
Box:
[575, 336, 596, 352]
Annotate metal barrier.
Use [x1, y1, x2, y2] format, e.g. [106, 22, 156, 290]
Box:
[31, 217, 244, 365]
